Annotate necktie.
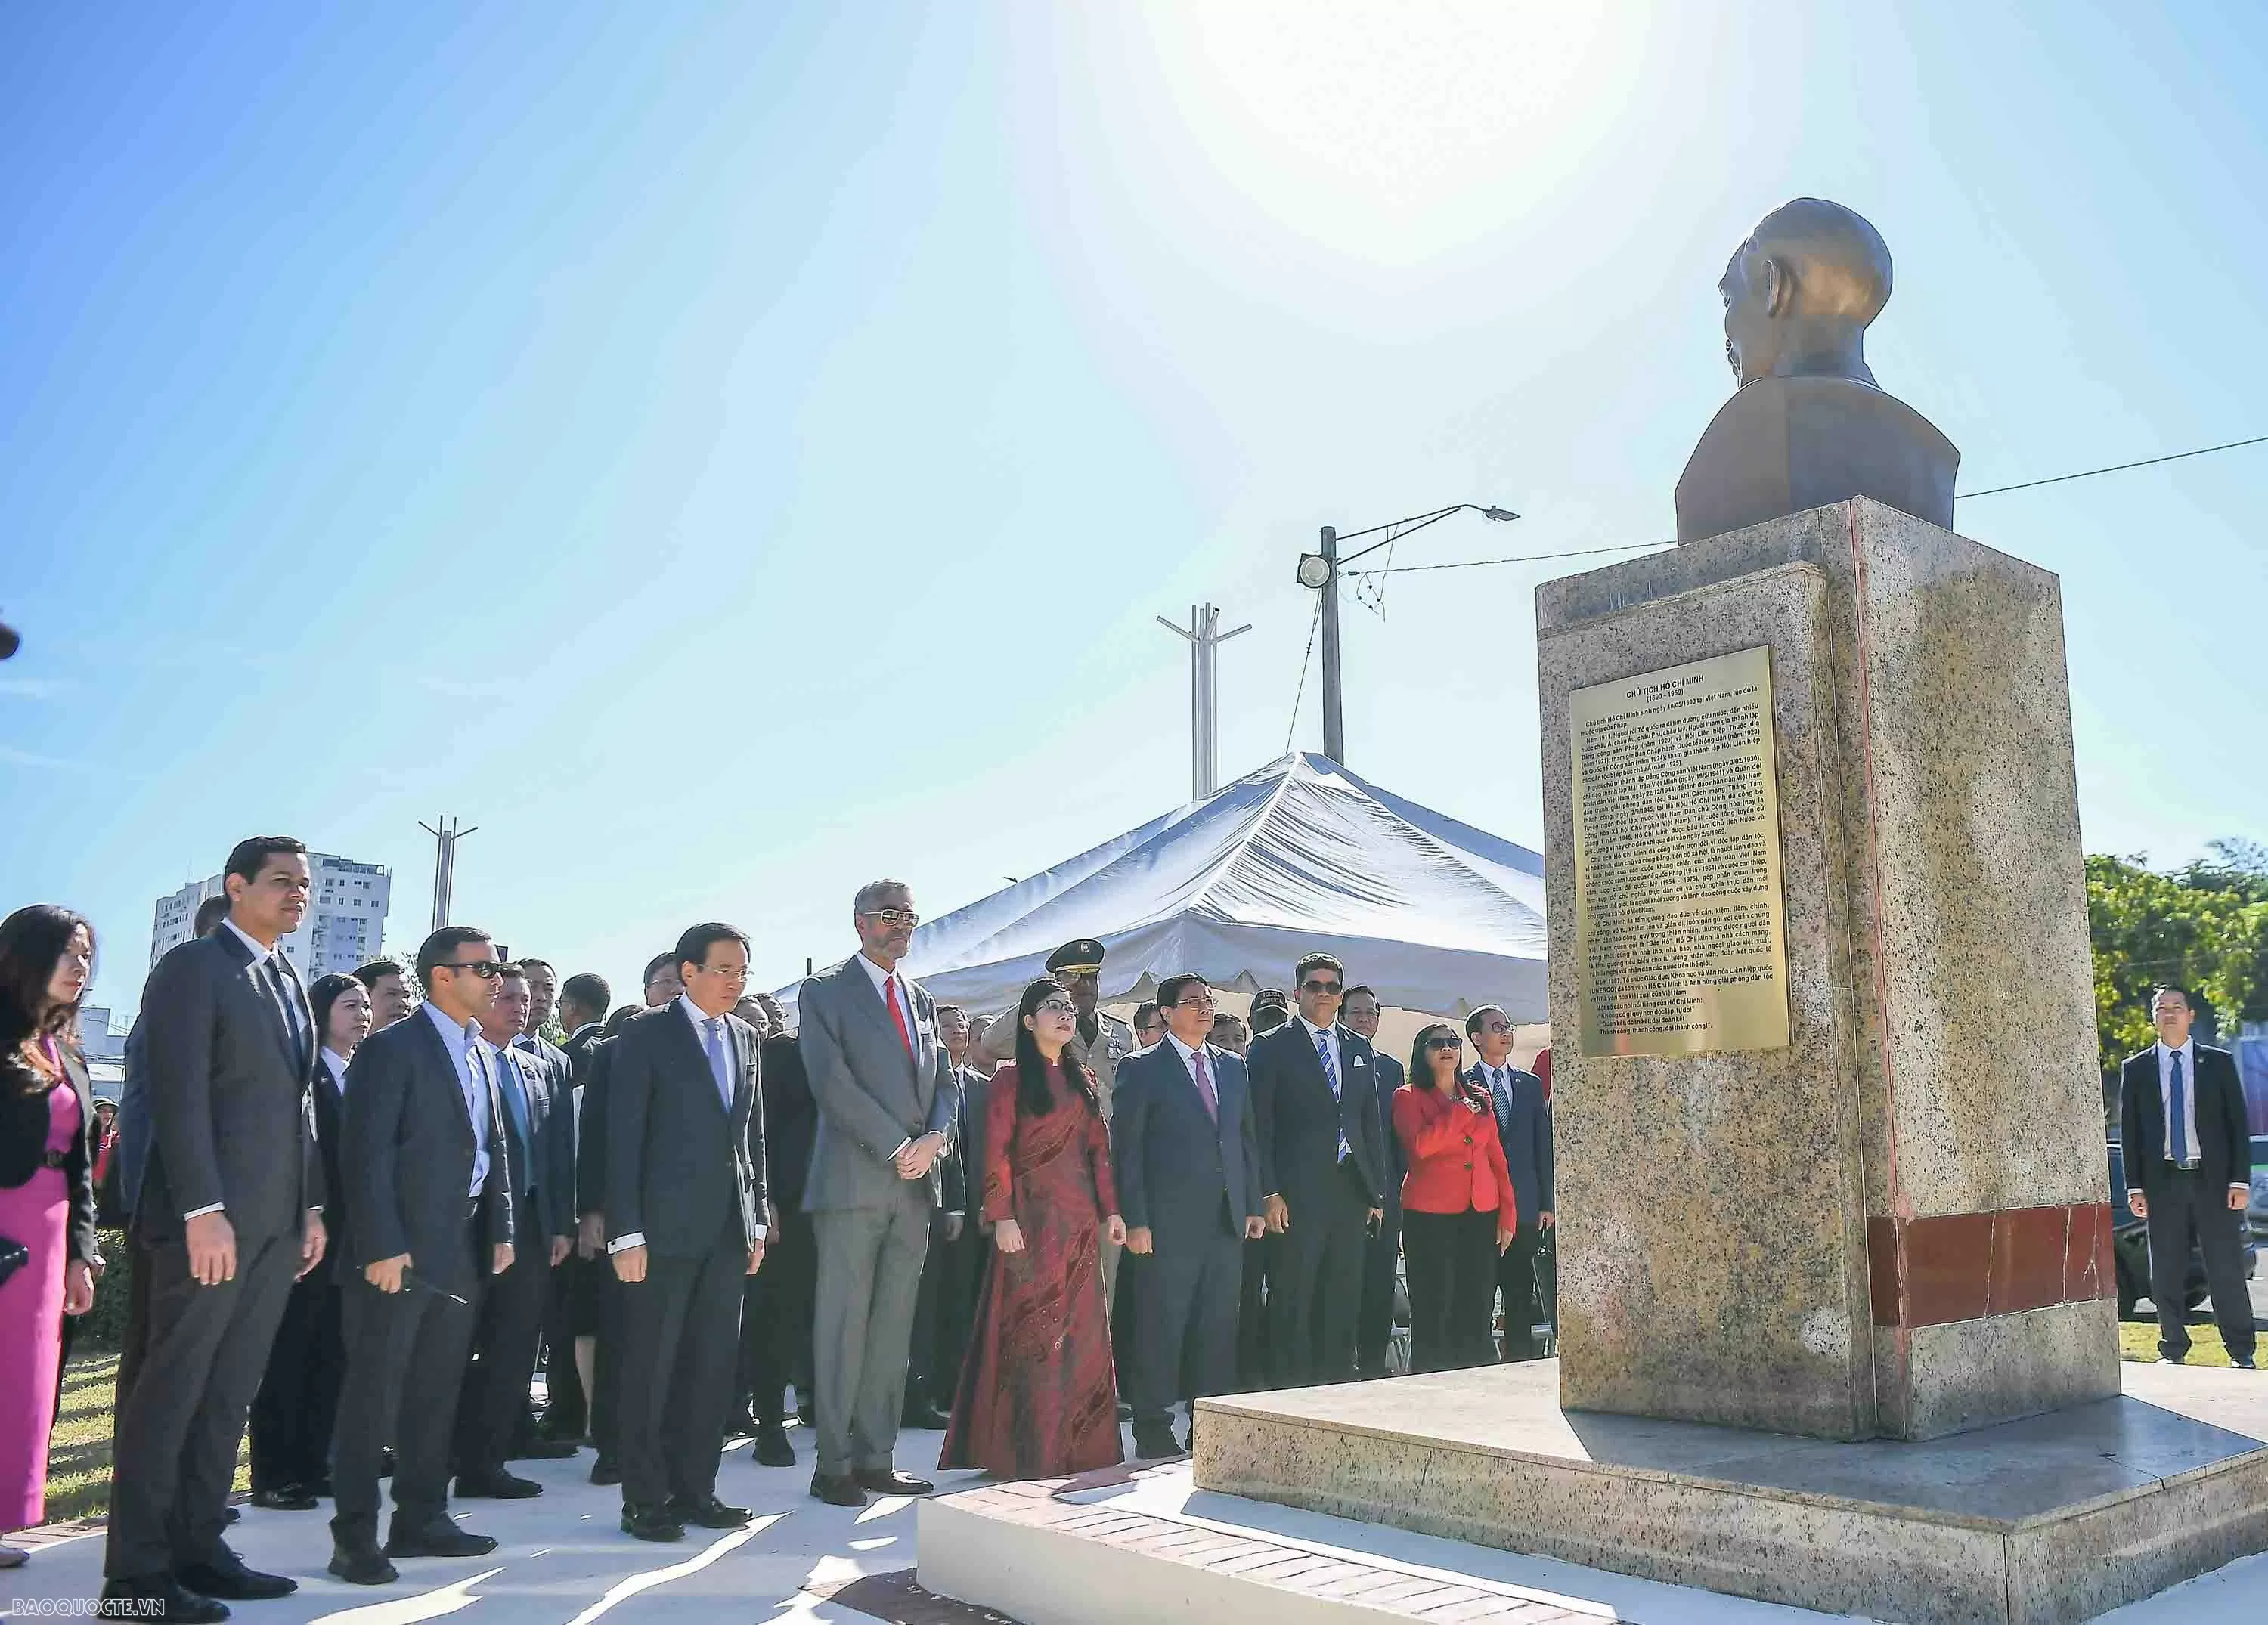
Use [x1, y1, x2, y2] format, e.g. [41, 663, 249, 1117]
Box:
[885, 975, 916, 1062]
[1188, 1046, 1218, 1121]
[262, 956, 303, 1063]
[498, 1052, 532, 1168]
[705, 1017, 734, 1108]
[1315, 1029, 1351, 1162]
[2170, 1050, 2189, 1164]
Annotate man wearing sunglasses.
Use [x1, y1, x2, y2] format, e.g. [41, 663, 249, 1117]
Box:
[798, 881, 961, 1508]
[1249, 952, 1389, 1388]
[329, 927, 516, 1585]
[1466, 1006, 1553, 1363]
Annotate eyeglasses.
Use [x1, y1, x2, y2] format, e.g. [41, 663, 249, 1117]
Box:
[861, 907, 919, 928]
[1171, 992, 1217, 1011]
[1300, 978, 1342, 994]
[698, 964, 753, 983]
[439, 960, 506, 980]
[1477, 1020, 1512, 1035]
[1426, 1035, 1462, 1051]
[1036, 998, 1077, 1016]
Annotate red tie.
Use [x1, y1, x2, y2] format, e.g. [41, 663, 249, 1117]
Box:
[885, 974, 915, 1061]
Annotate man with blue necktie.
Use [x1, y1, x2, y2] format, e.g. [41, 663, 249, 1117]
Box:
[2121, 986, 2254, 1368]
[606, 924, 770, 1542]
[1249, 952, 1388, 1387]
[1467, 1005, 1553, 1363]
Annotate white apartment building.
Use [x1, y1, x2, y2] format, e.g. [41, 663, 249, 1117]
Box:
[150, 852, 392, 980]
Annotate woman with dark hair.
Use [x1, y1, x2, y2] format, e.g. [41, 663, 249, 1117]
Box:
[247, 971, 370, 1508]
[1391, 1023, 1516, 1373]
[940, 979, 1127, 1479]
[0, 905, 99, 1565]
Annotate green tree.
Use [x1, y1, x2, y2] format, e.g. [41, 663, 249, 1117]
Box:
[2087, 850, 2268, 1110]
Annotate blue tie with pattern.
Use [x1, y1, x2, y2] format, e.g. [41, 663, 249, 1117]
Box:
[705, 1017, 733, 1109]
[1315, 1029, 1351, 1162]
[2170, 1049, 2189, 1164]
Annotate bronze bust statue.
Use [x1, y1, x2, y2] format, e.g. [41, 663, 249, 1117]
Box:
[1675, 198, 1958, 543]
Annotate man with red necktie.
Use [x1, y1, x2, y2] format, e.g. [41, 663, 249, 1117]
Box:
[796, 881, 961, 1508]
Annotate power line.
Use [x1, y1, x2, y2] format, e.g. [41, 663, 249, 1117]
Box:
[1284, 593, 1321, 755]
[1957, 432, 2268, 500]
[1343, 431, 2268, 584]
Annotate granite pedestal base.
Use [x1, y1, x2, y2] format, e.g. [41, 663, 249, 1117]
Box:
[1183, 1361, 2268, 1625]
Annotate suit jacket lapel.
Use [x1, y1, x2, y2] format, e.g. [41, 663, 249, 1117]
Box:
[668, 1006, 732, 1117]
[416, 1011, 476, 1153]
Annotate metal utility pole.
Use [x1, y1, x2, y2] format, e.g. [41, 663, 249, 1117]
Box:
[1317, 528, 1343, 764]
[1296, 503, 1518, 769]
[1155, 602, 1252, 800]
[419, 815, 478, 933]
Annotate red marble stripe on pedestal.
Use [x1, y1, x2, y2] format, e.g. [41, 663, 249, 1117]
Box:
[1867, 1201, 2115, 1328]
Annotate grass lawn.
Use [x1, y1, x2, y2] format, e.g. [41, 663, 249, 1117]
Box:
[42, 1352, 249, 1525]
[2118, 1320, 2240, 1367]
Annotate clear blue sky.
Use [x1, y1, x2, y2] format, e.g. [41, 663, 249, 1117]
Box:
[4, 2, 2264, 1017]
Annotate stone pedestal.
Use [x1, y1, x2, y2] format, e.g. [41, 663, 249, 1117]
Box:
[1535, 498, 2118, 1441]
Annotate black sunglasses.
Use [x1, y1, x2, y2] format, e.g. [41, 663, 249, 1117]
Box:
[1425, 1034, 1461, 1051]
[1300, 977, 1342, 993]
[438, 960, 506, 980]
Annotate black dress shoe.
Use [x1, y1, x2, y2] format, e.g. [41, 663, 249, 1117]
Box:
[456, 1470, 543, 1500]
[796, 1401, 815, 1426]
[222, 1506, 242, 1524]
[809, 1472, 866, 1508]
[249, 1485, 318, 1512]
[1116, 1399, 1133, 1422]
[327, 1546, 399, 1586]
[752, 1427, 797, 1468]
[900, 1402, 950, 1431]
[384, 1521, 498, 1559]
[513, 1437, 578, 1460]
[377, 1450, 395, 1478]
[177, 1550, 297, 1601]
[2234, 1354, 2258, 1369]
[101, 1575, 230, 1622]
[726, 1405, 761, 1437]
[853, 1466, 934, 1496]
[589, 1455, 622, 1487]
[1132, 1425, 1182, 1461]
[664, 1493, 750, 1529]
[619, 1504, 685, 1543]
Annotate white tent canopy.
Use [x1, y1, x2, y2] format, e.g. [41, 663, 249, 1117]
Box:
[810, 752, 1546, 1023]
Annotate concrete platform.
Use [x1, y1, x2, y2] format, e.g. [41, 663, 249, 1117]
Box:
[1159, 1360, 2268, 1624]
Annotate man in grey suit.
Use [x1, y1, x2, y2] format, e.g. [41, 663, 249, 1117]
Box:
[797, 880, 959, 1507]
[104, 838, 327, 1623]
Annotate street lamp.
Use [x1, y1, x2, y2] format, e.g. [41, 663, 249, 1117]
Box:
[1295, 503, 1518, 764]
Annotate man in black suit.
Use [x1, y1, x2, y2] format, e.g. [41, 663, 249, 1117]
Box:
[606, 924, 770, 1541]
[1114, 976, 1266, 1458]
[353, 957, 416, 1035]
[451, 964, 576, 1497]
[1468, 1006, 1553, 1362]
[2121, 985, 2256, 1368]
[327, 928, 516, 1586]
[1343, 987, 1406, 1376]
[575, 958, 681, 1487]
[900, 1004, 974, 1432]
[539, 970, 611, 1443]
[104, 838, 327, 1622]
[1250, 953, 1388, 1388]
[1237, 989, 1292, 1387]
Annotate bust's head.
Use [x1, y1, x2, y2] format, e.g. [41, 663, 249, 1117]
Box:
[1719, 198, 1891, 388]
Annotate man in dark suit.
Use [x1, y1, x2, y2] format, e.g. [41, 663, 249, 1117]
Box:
[1249, 952, 1388, 1388]
[110, 893, 231, 1426]
[103, 838, 326, 1622]
[1468, 1006, 1553, 1362]
[353, 957, 416, 1034]
[2121, 985, 2256, 1368]
[742, 990, 817, 1466]
[538, 971, 609, 1444]
[1343, 986, 1407, 1376]
[452, 964, 578, 1497]
[574, 959, 680, 1487]
[1237, 989, 1292, 1387]
[798, 881, 959, 1508]
[900, 1004, 973, 1432]
[606, 924, 770, 1542]
[327, 927, 516, 1586]
[1114, 976, 1266, 1459]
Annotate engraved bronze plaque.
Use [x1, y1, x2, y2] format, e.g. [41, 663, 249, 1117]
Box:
[1570, 645, 1791, 1056]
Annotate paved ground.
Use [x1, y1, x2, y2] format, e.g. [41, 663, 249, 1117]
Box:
[5, 1422, 996, 1625]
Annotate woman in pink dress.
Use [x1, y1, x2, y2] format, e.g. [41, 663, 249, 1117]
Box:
[0, 905, 99, 1567]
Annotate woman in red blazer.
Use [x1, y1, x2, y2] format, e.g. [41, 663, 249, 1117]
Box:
[1392, 1023, 1516, 1372]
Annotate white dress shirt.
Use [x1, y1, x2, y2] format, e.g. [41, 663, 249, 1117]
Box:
[423, 1001, 495, 1199]
[320, 1047, 351, 1097]
[859, 952, 925, 1162]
